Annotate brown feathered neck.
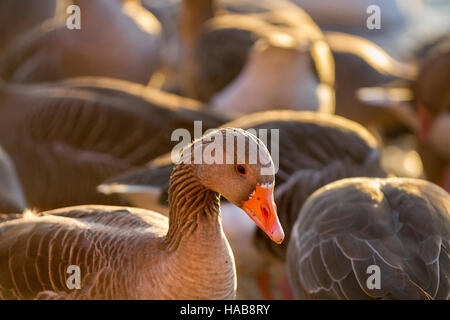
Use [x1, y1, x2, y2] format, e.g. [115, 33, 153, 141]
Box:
[164, 163, 220, 251]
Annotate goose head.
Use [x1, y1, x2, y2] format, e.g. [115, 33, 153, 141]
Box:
[176, 128, 284, 244]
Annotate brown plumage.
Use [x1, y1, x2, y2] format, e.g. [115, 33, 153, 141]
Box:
[0, 0, 161, 84]
[356, 38, 450, 191]
[287, 177, 450, 300]
[325, 31, 417, 130]
[0, 0, 56, 53]
[0, 77, 227, 210]
[98, 110, 386, 298]
[178, 0, 335, 114]
[0, 128, 281, 299]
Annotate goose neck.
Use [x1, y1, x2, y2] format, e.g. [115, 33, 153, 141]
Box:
[164, 163, 221, 251]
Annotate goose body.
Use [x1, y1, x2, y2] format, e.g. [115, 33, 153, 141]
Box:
[99, 110, 386, 297]
[326, 31, 418, 129]
[412, 45, 450, 191]
[0, 0, 56, 53]
[287, 177, 450, 299]
[0, 204, 236, 299]
[0, 0, 162, 84]
[0, 77, 226, 210]
[178, 0, 335, 114]
[0, 128, 283, 299]
[358, 39, 450, 191]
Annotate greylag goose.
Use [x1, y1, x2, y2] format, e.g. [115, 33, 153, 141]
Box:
[0, 0, 161, 84]
[357, 39, 450, 191]
[324, 31, 418, 130]
[0, 0, 56, 53]
[414, 45, 450, 191]
[287, 177, 450, 299]
[290, 0, 406, 30]
[0, 147, 26, 214]
[0, 77, 227, 210]
[0, 128, 283, 299]
[177, 0, 335, 114]
[98, 110, 386, 298]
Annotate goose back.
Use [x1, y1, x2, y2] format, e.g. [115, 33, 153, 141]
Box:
[0, 0, 161, 84]
[0, 0, 56, 53]
[180, 0, 334, 113]
[228, 111, 386, 259]
[0, 78, 227, 210]
[0, 205, 168, 299]
[287, 177, 450, 299]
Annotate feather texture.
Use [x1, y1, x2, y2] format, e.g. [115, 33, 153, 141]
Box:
[0, 78, 227, 210]
[287, 177, 450, 300]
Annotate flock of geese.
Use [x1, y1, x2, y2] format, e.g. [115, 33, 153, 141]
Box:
[0, 0, 448, 300]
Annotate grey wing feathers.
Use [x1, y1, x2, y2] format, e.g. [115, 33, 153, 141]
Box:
[287, 178, 450, 300]
[251, 118, 385, 258]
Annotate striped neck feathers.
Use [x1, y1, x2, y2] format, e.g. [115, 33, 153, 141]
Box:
[164, 163, 220, 251]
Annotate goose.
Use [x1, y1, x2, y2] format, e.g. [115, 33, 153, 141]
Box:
[177, 0, 335, 114]
[0, 77, 227, 210]
[414, 45, 450, 191]
[0, 0, 162, 84]
[0, 128, 284, 299]
[289, 0, 406, 31]
[287, 177, 450, 300]
[0, 0, 56, 53]
[98, 110, 387, 298]
[0, 146, 26, 214]
[324, 31, 418, 130]
[357, 39, 450, 191]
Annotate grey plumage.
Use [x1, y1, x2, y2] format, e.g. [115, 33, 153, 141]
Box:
[287, 177, 450, 300]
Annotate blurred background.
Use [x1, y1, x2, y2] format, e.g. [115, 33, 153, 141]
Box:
[0, 0, 449, 299]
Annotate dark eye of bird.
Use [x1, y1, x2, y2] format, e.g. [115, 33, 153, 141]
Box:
[236, 165, 247, 176]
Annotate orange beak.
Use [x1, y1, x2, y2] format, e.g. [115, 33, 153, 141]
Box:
[241, 185, 284, 244]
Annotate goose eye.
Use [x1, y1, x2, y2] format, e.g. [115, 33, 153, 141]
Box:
[235, 165, 247, 176]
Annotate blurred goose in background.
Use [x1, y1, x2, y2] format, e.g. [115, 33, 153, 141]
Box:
[99, 110, 387, 299]
[0, 0, 56, 53]
[0, 0, 162, 84]
[290, 0, 407, 32]
[0, 128, 283, 299]
[177, 0, 335, 114]
[287, 177, 450, 300]
[293, 0, 449, 60]
[0, 147, 26, 214]
[324, 31, 417, 130]
[0, 77, 227, 210]
[358, 38, 450, 191]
